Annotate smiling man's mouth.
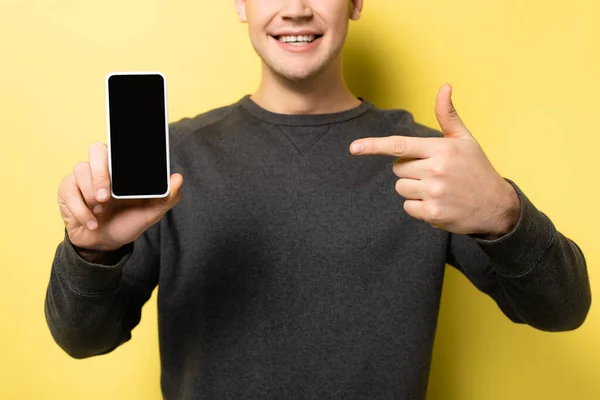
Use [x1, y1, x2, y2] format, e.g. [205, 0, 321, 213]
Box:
[274, 34, 320, 43]
[271, 34, 324, 45]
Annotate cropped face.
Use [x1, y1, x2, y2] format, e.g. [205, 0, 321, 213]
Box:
[235, 0, 363, 82]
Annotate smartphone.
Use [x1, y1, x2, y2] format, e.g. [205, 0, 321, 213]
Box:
[105, 71, 170, 199]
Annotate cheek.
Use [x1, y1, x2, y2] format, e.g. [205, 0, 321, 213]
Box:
[326, 25, 349, 55]
[247, 24, 269, 53]
[320, 12, 349, 45]
[245, 5, 275, 36]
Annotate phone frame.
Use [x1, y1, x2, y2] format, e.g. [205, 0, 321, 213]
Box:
[105, 71, 171, 199]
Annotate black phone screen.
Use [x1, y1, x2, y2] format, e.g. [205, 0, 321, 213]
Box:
[107, 73, 169, 197]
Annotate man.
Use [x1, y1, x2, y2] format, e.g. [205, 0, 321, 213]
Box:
[45, 1, 591, 399]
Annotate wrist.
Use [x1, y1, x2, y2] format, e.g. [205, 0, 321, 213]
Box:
[480, 180, 521, 240]
[72, 243, 132, 265]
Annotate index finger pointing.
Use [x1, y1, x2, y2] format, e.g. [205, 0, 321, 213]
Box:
[350, 136, 433, 158]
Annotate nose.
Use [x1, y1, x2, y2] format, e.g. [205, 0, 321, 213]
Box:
[280, 0, 313, 21]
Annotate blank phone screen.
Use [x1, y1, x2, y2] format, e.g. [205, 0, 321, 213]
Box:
[107, 73, 169, 197]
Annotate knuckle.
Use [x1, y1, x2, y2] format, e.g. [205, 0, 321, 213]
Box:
[62, 182, 82, 205]
[62, 190, 79, 209]
[92, 169, 111, 187]
[430, 163, 445, 177]
[440, 143, 455, 157]
[429, 183, 445, 199]
[89, 141, 107, 154]
[94, 170, 110, 182]
[62, 184, 79, 202]
[424, 203, 444, 225]
[448, 104, 458, 117]
[393, 137, 406, 156]
[73, 161, 89, 175]
[59, 175, 75, 195]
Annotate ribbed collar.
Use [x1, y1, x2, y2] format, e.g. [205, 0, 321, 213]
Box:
[239, 94, 372, 126]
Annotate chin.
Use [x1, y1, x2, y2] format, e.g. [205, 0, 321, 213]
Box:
[280, 70, 318, 82]
[269, 62, 326, 83]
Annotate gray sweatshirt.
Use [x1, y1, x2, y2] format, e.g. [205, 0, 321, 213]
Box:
[45, 96, 591, 399]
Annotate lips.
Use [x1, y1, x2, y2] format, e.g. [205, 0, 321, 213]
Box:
[276, 34, 318, 44]
[270, 30, 324, 43]
[269, 31, 324, 53]
[271, 32, 323, 43]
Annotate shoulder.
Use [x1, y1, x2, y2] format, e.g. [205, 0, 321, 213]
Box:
[366, 102, 443, 139]
[169, 100, 238, 140]
[167, 97, 257, 153]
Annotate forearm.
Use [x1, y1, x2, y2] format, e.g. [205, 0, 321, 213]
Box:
[474, 180, 591, 331]
[44, 233, 135, 358]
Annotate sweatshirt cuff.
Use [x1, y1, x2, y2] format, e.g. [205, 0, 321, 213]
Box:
[471, 179, 555, 277]
[56, 230, 134, 295]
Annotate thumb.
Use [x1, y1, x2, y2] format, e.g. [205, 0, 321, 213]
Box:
[131, 173, 183, 230]
[153, 173, 184, 211]
[434, 83, 471, 139]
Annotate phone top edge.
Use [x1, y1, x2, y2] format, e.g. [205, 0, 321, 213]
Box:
[106, 71, 167, 78]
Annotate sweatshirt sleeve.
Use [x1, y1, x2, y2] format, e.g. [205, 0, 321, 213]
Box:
[44, 221, 161, 358]
[446, 179, 591, 332]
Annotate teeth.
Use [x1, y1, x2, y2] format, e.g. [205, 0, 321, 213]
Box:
[278, 35, 316, 44]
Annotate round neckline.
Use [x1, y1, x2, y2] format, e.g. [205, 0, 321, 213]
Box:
[239, 94, 372, 126]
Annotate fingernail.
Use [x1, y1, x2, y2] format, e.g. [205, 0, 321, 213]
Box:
[351, 143, 363, 153]
[97, 189, 108, 200]
[93, 204, 103, 214]
[87, 220, 97, 230]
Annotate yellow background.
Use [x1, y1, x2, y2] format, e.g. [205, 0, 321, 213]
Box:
[1, 0, 598, 398]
